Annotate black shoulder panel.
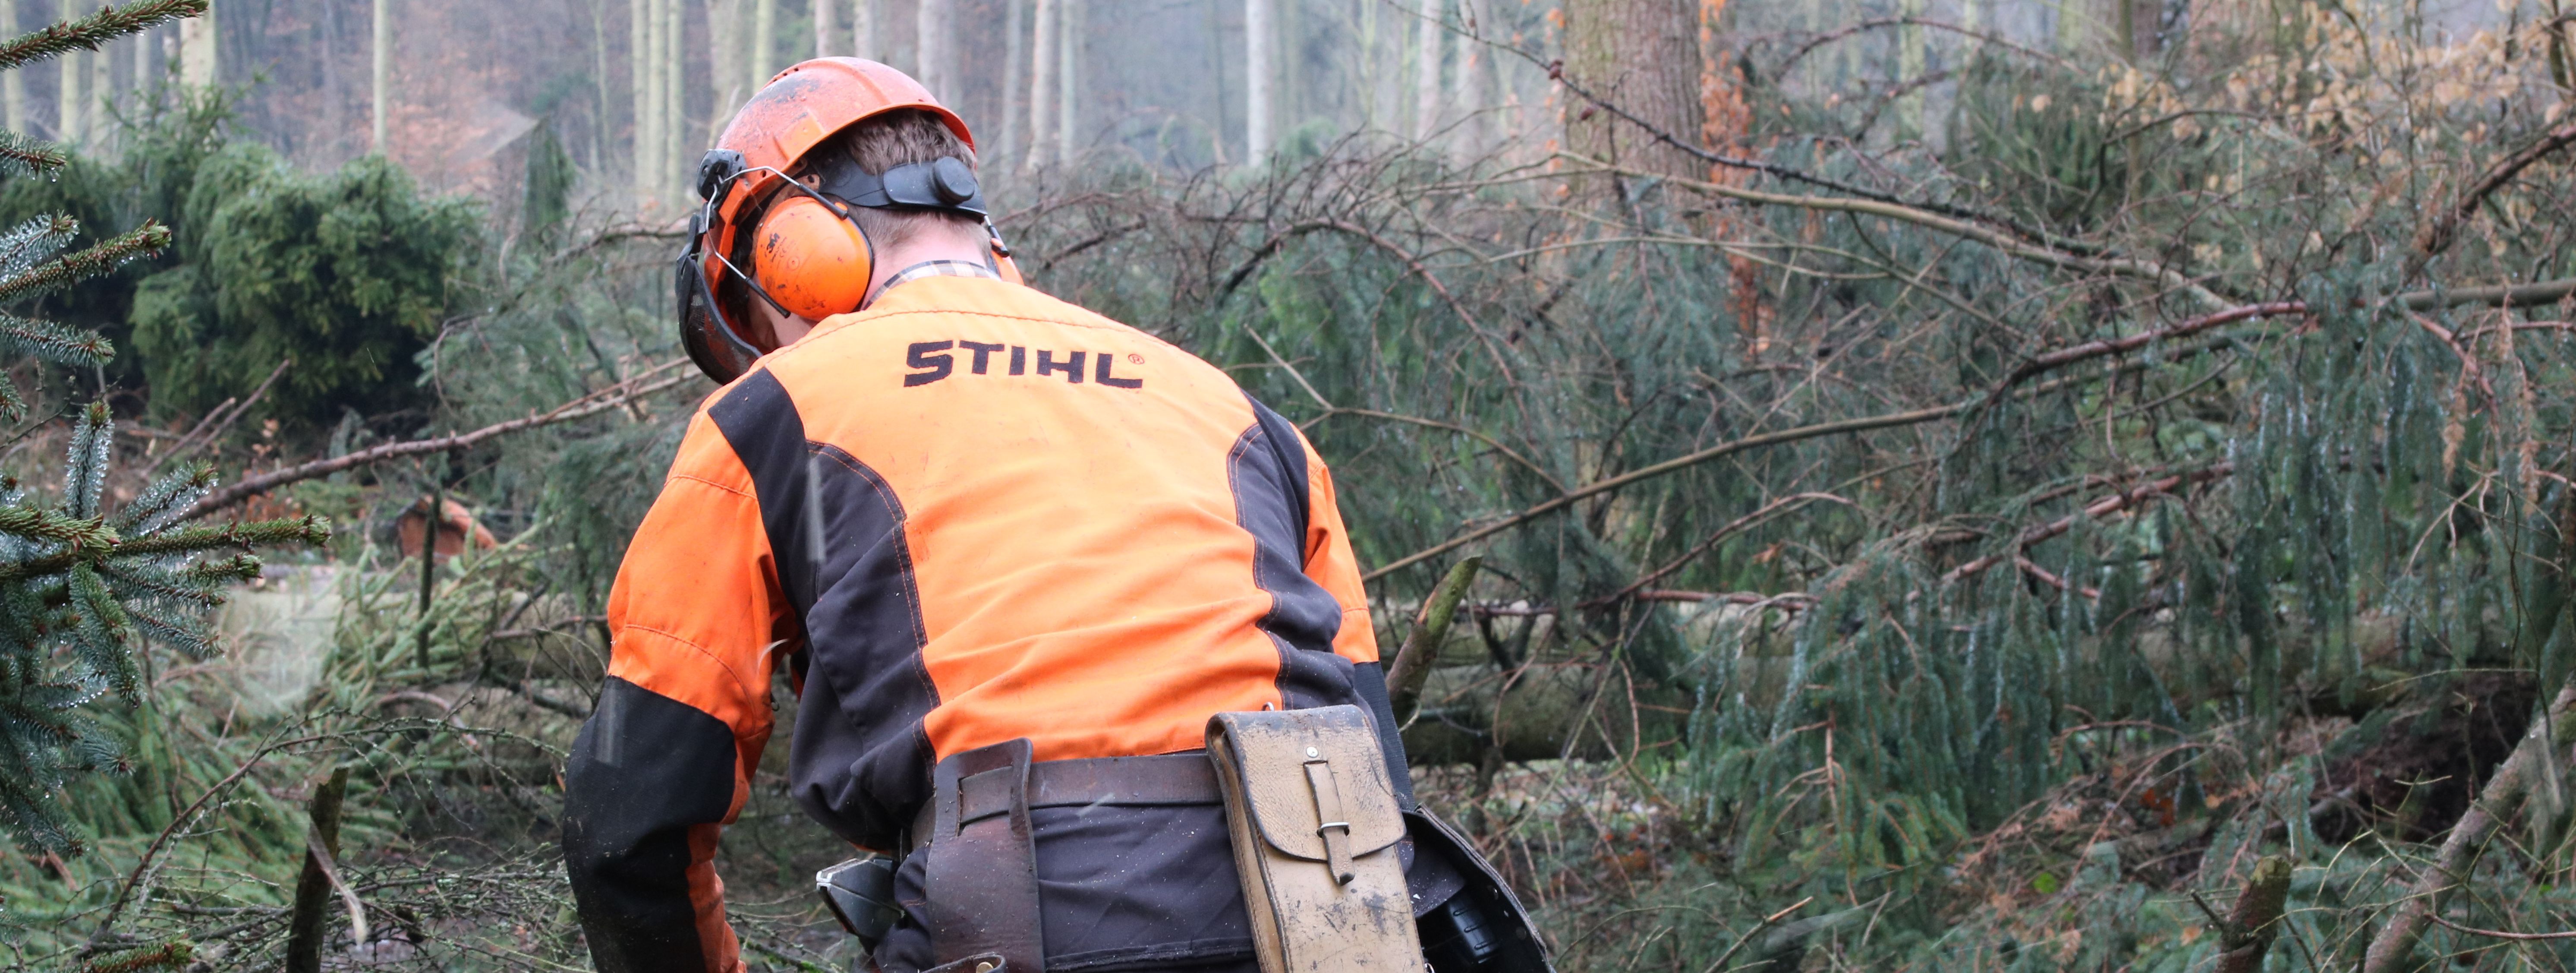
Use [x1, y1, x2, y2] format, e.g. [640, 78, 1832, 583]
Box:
[562, 676, 737, 973]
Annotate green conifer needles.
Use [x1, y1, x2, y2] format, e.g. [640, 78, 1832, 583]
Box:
[0, 0, 204, 73]
[0, 1, 321, 856]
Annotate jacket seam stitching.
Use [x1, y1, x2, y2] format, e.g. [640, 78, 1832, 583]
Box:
[619, 623, 768, 739]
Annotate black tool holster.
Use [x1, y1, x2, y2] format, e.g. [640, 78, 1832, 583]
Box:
[922, 739, 1045, 973]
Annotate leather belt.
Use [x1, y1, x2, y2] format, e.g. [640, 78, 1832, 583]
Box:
[909, 752, 1222, 854]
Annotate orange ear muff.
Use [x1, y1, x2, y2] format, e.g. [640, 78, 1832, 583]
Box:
[752, 194, 874, 321]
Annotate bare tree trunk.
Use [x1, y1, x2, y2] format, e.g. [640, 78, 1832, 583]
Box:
[753, 0, 777, 84]
[853, 0, 875, 58]
[131, 24, 151, 93]
[916, 0, 949, 101]
[178, 0, 214, 87]
[1561, 0, 1701, 179]
[372, 0, 390, 152]
[816, 0, 836, 57]
[1451, 0, 1487, 153]
[1, 0, 22, 134]
[1022, 0, 1054, 170]
[707, 0, 746, 139]
[88, 11, 108, 150]
[999, 0, 1024, 168]
[1412, 0, 1439, 139]
[1055, 0, 1078, 161]
[1357, 0, 1379, 133]
[663, 0, 684, 195]
[59, 0, 82, 146]
[1245, 0, 1271, 161]
[634, 0, 658, 203]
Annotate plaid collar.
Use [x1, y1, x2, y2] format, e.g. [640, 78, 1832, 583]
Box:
[878, 259, 1001, 298]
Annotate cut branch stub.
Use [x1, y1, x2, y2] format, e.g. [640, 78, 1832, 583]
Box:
[2214, 855, 2292, 973]
[1387, 556, 1480, 725]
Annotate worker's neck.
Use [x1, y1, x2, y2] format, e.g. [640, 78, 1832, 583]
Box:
[864, 223, 995, 306]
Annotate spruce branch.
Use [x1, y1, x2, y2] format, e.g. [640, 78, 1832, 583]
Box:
[0, 130, 68, 178]
[63, 402, 111, 520]
[0, 504, 116, 549]
[0, 315, 113, 369]
[111, 515, 330, 558]
[0, 222, 171, 307]
[0, 0, 206, 72]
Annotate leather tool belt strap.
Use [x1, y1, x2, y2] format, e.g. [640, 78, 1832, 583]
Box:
[915, 742, 1222, 972]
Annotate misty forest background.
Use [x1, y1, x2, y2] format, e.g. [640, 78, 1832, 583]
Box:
[3, 0, 2576, 969]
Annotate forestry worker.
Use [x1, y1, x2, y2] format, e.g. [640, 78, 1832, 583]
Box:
[555, 57, 1543, 973]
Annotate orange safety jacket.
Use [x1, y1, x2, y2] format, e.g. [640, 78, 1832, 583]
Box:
[561, 275, 1399, 973]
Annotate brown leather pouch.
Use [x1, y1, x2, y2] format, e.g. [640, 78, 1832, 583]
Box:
[1206, 705, 1423, 973]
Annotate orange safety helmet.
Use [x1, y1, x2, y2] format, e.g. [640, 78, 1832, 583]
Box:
[677, 57, 1022, 384]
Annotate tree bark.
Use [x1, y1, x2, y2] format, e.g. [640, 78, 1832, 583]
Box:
[2214, 856, 2292, 973]
[371, 0, 389, 152]
[1055, 0, 1078, 161]
[1244, 0, 1270, 161]
[758, 0, 779, 82]
[58, 0, 82, 146]
[1451, 0, 1489, 153]
[707, 0, 746, 138]
[1, 0, 23, 135]
[1022, 0, 1053, 170]
[88, 6, 108, 149]
[1412, 0, 1439, 140]
[177, 0, 215, 87]
[815, 0, 835, 57]
[1561, 0, 1703, 179]
[915, 0, 948, 101]
[852, 0, 874, 58]
[999, 0, 1023, 167]
[630, 0, 650, 202]
[661, 0, 683, 198]
[283, 767, 353, 973]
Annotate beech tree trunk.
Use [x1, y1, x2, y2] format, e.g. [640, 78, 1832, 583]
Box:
[1411, 0, 1439, 140]
[852, 0, 874, 58]
[915, 0, 949, 101]
[1055, 0, 1078, 160]
[1245, 0, 1270, 161]
[999, 0, 1024, 168]
[632, 0, 655, 202]
[1023, 0, 1054, 170]
[372, 0, 390, 152]
[1451, 0, 1488, 153]
[58, 0, 82, 146]
[706, 0, 745, 136]
[1561, 0, 1702, 179]
[752, 0, 776, 85]
[1, 0, 22, 134]
[177, 0, 214, 86]
[815, 0, 835, 57]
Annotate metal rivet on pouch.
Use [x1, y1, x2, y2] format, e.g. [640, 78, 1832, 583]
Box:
[1306, 747, 1319, 758]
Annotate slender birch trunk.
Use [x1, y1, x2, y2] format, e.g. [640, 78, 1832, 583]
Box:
[916, 0, 949, 101]
[89, 15, 109, 152]
[816, 0, 836, 57]
[1023, 0, 1055, 171]
[132, 25, 151, 93]
[372, 0, 390, 152]
[708, 0, 745, 136]
[753, 0, 777, 85]
[1000, 0, 1025, 169]
[634, 0, 657, 202]
[1452, 0, 1486, 152]
[1055, 0, 1078, 161]
[59, 0, 83, 146]
[1413, 0, 1441, 140]
[3, 0, 25, 135]
[663, 0, 684, 194]
[178, 0, 214, 86]
[1245, 0, 1271, 161]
